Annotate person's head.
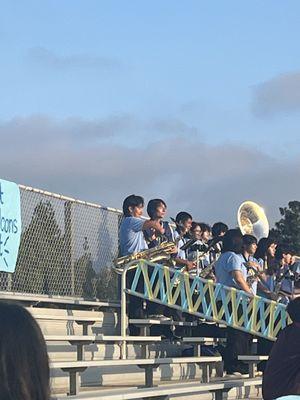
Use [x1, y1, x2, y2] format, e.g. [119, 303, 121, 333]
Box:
[287, 297, 300, 323]
[212, 222, 228, 238]
[175, 212, 193, 233]
[199, 223, 212, 243]
[122, 194, 144, 217]
[243, 234, 258, 256]
[190, 222, 202, 240]
[275, 246, 293, 266]
[147, 199, 167, 220]
[0, 302, 50, 400]
[222, 229, 243, 254]
[255, 237, 277, 260]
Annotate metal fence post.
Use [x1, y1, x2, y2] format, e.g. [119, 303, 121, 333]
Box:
[64, 201, 75, 296]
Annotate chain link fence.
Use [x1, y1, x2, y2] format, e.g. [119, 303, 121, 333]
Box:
[0, 185, 123, 300]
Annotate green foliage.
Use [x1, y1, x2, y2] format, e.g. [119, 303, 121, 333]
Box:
[270, 201, 300, 253]
[12, 200, 118, 300]
[14, 201, 65, 294]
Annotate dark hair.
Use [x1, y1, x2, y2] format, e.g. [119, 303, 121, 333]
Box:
[199, 223, 211, 234]
[254, 237, 277, 260]
[287, 297, 300, 323]
[147, 199, 167, 219]
[0, 302, 50, 400]
[212, 222, 228, 237]
[222, 229, 243, 254]
[122, 194, 144, 217]
[175, 211, 192, 225]
[275, 245, 292, 260]
[243, 234, 258, 247]
[191, 222, 201, 232]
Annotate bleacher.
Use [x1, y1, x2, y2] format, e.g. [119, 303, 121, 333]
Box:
[0, 292, 263, 399]
[0, 183, 268, 399]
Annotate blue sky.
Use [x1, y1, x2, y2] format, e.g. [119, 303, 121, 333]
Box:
[1, 1, 300, 224]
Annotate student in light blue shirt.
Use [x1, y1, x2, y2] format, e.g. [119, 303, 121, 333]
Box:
[215, 230, 252, 295]
[119, 194, 164, 334]
[119, 195, 164, 256]
[214, 229, 253, 376]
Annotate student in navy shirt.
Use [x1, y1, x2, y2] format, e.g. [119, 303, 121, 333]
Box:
[275, 246, 294, 298]
[263, 297, 300, 399]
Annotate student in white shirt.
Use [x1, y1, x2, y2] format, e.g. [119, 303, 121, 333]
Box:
[173, 211, 195, 271]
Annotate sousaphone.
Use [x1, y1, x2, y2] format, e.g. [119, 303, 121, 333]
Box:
[237, 201, 269, 241]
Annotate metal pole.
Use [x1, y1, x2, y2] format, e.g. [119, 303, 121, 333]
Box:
[121, 267, 128, 359]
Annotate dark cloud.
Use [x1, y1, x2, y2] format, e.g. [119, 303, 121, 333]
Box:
[28, 46, 121, 71]
[0, 115, 299, 227]
[252, 71, 300, 117]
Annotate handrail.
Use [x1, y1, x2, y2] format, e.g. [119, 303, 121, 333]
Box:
[119, 259, 289, 357]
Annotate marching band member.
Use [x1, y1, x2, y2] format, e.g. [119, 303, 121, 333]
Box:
[198, 223, 212, 267]
[210, 222, 228, 262]
[274, 246, 294, 300]
[144, 198, 175, 248]
[186, 222, 203, 272]
[254, 237, 277, 295]
[241, 234, 259, 295]
[144, 198, 174, 323]
[212, 222, 228, 239]
[215, 229, 253, 376]
[254, 236, 278, 372]
[173, 212, 195, 271]
[119, 195, 164, 257]
[119, 195, 164, 333]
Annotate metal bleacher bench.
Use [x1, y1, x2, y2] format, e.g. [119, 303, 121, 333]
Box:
[45, 335, 161, 360]
[129, 318, 197, 334]
[51, 356, 222, 395]
[30, 313, 103, 335]
[238, 355, 269, 377]
[53, 377, 262, 400]
[0, 291, 120, 309]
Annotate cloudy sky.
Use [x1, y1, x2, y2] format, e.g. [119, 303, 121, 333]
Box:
[1, 1, 300, 226]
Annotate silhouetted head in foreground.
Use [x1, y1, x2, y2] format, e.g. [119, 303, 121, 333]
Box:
[287, 297, 300, 323]
[0, 302, 50, 400]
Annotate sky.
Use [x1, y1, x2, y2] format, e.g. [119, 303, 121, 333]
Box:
[1, 1, 300, 226]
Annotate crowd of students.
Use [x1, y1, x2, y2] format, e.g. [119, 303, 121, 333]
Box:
[119, 194, 300, 379]
[119, 194, 299, 302]
[0, 193, 299, 399]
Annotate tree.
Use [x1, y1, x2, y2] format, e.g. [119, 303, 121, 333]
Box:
[13, 201, 65, 294]
[270, 201, 300, 254]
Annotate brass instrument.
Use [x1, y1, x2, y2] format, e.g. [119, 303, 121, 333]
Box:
[114, 241, 176, 270]
[198, 259, 217, 279]
[245, 260, 265, 287]
[237, 201, 269, 241]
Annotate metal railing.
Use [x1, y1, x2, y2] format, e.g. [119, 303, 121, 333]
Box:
[120, 259, 289, 351]
[0, 184, 123, 300]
